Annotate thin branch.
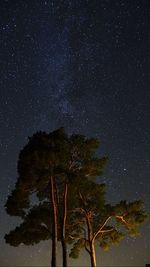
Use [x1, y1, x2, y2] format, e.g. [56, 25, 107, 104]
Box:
[92, 216, 112, 241]
[40, 223, 50, 233]
[84, 239, 91, 255]
[68, 235, 80, 240]
[79, 192, 88, 215]
[80, 207, 87, 215]
[82, 224, 90, 255]
[116, 215, 131, 228]
[100, 228, 114, 233]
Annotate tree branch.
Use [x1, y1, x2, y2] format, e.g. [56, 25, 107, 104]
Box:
[84, 239, 91, 255]
[82, 224, 90, 255]
[92, 216, 112, 241]
[79, 192, 88, 215]
[116, 215, 131, 228]
[40, 223, 50, 233]
[100, 228, 114, 233]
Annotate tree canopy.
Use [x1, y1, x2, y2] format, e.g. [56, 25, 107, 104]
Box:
[4, 127, 148, 267]
[5, 127, 107, 267]
[68, 183, 147, 267]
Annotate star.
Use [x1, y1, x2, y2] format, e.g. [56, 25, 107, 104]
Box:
[0, 1, 149, 266]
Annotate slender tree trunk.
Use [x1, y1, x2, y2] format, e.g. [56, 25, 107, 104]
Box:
[61, 183, 68, 267]
[50, 176, 57, 267]
[89, 240, 97, 267]
[86, 215, 97, 267]
[54, 179, 68, 267]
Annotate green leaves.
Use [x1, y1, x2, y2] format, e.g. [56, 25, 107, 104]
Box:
[4, 127, 148, 267]
[69, 239, 85, 258]
[5, 127, 107, 249]
[5, 185, 30, 218]
[5, 201, 51, 246]
[114, 200, 148, 232]
[68, 179, 148, 261]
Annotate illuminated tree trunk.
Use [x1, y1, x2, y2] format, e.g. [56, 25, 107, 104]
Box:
[89, 240, 97, 267]
[86, 215, 97, 267]
[50, 176, 57, 267]
[61, 183, 68, 267]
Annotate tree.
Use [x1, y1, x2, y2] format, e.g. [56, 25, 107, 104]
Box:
[68, 181, 148, 267]
[5, 202, 51, 246]
[5, 127, 107, 267]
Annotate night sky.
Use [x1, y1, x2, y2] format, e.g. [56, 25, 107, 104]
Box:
[0, 0, 150, 266]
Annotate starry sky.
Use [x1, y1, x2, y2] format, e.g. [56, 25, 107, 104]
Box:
[0, 0, 150, 266]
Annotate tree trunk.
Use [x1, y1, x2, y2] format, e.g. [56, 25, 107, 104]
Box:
[54, 179, 68, 267]
[89, 240, 97, 267]
[50, 176, 57, 267]
[61, 183, 68, 267]
[86, 214, 97, 267]
[61, 238, 67, 267]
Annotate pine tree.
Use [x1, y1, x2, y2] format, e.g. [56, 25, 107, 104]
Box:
[68, 182, 148, 267]
[5, 127, 107, 267]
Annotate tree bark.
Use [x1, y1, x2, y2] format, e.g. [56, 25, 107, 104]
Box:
[61, 183, 68, 267]
[89, 240, 97, 267]
[54, 179, 68, 267]
[86, 215, 97, 267]
[50, 176, 57, 267]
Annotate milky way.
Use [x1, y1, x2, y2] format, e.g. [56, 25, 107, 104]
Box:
[0, 1, 150, 266]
